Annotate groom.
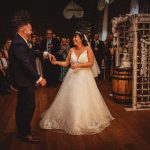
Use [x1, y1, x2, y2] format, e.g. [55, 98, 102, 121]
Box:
[9, 13, 55, 144]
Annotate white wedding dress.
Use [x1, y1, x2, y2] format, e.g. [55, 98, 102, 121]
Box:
[40, 49, 114, 135]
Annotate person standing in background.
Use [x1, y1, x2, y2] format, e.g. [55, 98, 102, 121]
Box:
[58, 37, 70, 81]
[91, 33, 105, 80]
[40, 29, 60, 87]
[105, 33, 113, 80]
[30, 34, 43, 76]
[0, 50, 10, 94]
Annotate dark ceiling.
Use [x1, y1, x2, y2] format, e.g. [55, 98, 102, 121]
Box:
[0, 0, 99, 19]
[0, 0, 100, 43]
[0, 0, 149, 44]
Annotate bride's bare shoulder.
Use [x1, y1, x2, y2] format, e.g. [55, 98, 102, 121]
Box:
[68, 47, 74, 53]
[85, 46, 92, 51]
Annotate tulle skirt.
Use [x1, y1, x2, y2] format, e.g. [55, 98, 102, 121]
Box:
[40, 68, 114, 135]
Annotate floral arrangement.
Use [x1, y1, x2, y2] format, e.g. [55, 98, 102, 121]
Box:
[140, 37, 150, 77]
[111, 14, 131, 46]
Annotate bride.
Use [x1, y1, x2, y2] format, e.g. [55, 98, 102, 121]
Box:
[40, 31, 114, 135]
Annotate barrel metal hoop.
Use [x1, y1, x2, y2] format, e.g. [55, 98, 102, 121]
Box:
[112, 77, 132, 80]
[112, 92, 132, 96]
[113, 73, 132, 76]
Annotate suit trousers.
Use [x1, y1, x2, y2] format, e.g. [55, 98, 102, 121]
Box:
[16, 86, 36, 136]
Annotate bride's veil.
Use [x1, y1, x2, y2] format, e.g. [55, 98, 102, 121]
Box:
[83, 34, 100, 77]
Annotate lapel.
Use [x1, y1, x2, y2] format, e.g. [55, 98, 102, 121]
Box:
[17, 34, 32, 56]
[17, 34, 29, 48]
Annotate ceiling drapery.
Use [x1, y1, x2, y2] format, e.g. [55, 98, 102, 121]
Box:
[97, 0, 115, 41]
[130, 0, 139, 14]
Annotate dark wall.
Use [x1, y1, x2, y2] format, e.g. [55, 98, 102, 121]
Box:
[1, 0, 148, 47]
[108, 0, 131, 34]
[0, 0, 99, 47]
[139, 0, 150, 13]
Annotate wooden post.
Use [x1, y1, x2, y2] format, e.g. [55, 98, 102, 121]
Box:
[115, 31, 120, 67]
[132, 15, 138, 110]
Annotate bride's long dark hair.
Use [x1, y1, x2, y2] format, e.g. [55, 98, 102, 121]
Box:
[74, 31, 88, 46]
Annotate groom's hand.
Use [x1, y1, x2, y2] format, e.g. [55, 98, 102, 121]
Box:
[39, 78, 47, 87]
[48, 53, 56, 62]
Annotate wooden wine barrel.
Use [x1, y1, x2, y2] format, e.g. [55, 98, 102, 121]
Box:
[112, 67, 132, 103]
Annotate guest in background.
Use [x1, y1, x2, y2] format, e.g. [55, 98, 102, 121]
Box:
[91, 33, 105, 80]
[30, 34, 43, 76]
[2, 38, 12, 60]
[58, 38, 70, 81]
[105, 33, 113, 80]
[0, 51, 10, 94]
[1, 38, 18, 92]
[40, 29, 60, 87]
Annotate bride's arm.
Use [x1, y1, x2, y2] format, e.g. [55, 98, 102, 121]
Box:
[71, 46, 94, 69]
[52, 48, 73, 67]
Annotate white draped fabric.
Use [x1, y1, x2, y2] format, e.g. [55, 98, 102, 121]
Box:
[97, 0, 115, 41]
[102, 4, 108, 41]
[130, 0, 139, 14]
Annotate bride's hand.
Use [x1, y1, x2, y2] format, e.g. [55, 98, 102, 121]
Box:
[71, 63, 79, 69]
[51, 60, 57, 65]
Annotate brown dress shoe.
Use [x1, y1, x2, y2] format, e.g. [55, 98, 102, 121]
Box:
[17, 134, 40, 144]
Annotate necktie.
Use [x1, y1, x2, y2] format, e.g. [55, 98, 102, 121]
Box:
[47, 40, 50, 51]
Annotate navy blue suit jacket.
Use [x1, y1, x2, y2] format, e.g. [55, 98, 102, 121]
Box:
[9, 34, 41, 88]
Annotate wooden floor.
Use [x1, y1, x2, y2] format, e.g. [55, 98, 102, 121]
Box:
[0, 80, 150, 150]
